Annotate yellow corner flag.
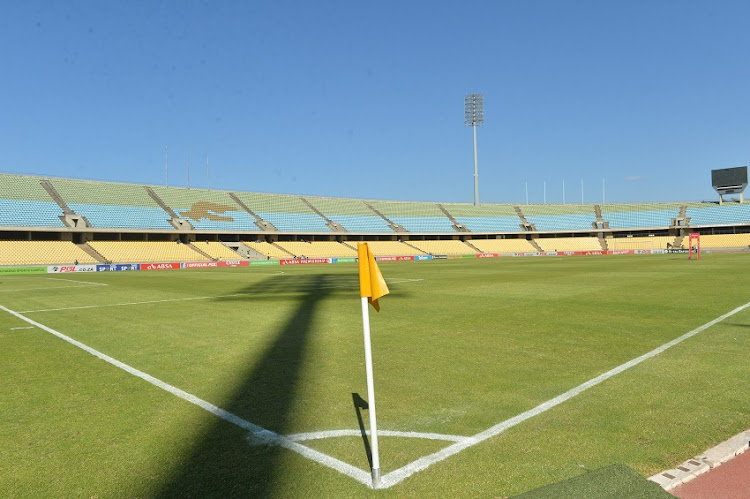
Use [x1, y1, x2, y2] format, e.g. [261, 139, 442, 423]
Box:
[358, 242, 389, 312]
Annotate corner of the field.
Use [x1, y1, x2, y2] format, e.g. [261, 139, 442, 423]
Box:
[649, 429, 750, 490]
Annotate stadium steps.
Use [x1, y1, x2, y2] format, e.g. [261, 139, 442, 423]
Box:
[527, 238, 543, 252]
[221, 242, 265, 260]
[144, 186, 178, 218]
[365, 202, 407, 233]
[341, 241, 358, 252]
[678, 204, 691, 226]
[594, 204, 603, 220]
[437, 203, 471, 232]
[593, 204, 609, 229]
[300, 197, 347, 232]
[401, 241, 428, 254]
[463, 239, 483, 253]
[673, 234, 685, 249]
[77, 243, 108, 263]
[228, 192, 278, 231]
[40, 179, 73, 214]
[513, 205, 536, 231]
[144, 186, 193, 230]
[270, 242, 295, 258]
[40, 179, 92, 228]
[187, 243, 214, 261]
[598, 237, 608, 251]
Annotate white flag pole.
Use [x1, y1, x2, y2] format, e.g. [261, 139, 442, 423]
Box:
[360, 296, 382, 488]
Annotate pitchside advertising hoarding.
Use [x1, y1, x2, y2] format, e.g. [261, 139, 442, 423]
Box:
[0, 266, 46, 275]
[279, 258, 331, 265]
[48, 264, 97, 273]
[35, 248, 669, 275]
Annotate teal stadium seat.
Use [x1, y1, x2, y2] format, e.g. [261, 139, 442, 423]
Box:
[686, 204, 750, 226]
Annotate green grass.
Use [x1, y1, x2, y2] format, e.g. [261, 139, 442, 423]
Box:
[1, 254, 749, 497]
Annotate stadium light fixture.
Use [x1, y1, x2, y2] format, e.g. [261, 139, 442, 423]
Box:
[465, 93, 484, 206]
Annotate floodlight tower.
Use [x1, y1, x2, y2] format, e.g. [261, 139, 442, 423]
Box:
[465, 93, 484, 206]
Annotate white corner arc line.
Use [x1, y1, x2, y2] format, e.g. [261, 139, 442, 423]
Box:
[378, 299, 750, 489]
[0, 303, 372, 488]
[285, 429, 467, 443]
[3, 298, 747, 491]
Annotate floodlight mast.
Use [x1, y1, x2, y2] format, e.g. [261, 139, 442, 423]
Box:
[465, 94, 484, 206]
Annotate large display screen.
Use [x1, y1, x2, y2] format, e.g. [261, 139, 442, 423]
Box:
[712, 166, 747, 188]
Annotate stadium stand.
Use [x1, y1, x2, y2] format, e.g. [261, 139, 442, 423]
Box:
[4, 175, 750, 267]
[361, 241, 426, 256]
[0, 174, 66, 227]
[88, 241, 205, 263]
[150, 186, 259, 231]
[49, 178, 174, 230]
[522, 204, 598, 231]
[195, 241, 243, 260]
[535, 237, 603, 252]
[368, 201, 455, 233]
[691, 234, 750, 249]
[442, 203, 522, 232]
[408, 240, 477, 256]
[275, 241, 357, 258]
[469, 238, 536, 253]
[600, 203, 682, 229]
[233, 192, 330, 232]
[0, 240, 97, 266]
[609, 236, 673, 251]
[243, 241, 294, 259]
[304, 197, 392, 232]
[685, 203, 750, 226]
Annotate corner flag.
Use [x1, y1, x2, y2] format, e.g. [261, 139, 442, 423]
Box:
[356, 242, 388, 487]
[358, 242, 389, 312]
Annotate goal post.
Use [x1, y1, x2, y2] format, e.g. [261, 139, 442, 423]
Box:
[688, 233, 701, 260]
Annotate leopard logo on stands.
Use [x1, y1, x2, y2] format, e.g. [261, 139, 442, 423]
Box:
[180, 202, 236, 222]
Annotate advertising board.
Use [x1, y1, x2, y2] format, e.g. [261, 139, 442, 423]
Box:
[114, 263, 140, 271]
[140, 262, 181, 271]
[279, 258, 331, 265]
[0, 266, 46, 275]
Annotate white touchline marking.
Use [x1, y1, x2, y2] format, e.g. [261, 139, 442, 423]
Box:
[18, 295, 236, 313]
[378, 299, 750, 489]
[19, 279, 424, 313]
[0, 285, 106, 294]
[0, 303, 373, 488]
[9, 326, 35, 330]
[47, 277, 108, 286]
[6, 283, 729, 490]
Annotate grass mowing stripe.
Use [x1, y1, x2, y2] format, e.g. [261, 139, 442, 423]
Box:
[0, 303, 373, 488]
[380, 298, 750, 489]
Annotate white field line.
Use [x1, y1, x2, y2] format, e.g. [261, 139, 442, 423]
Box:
[286, 429, 466, 443]
[10, 279, 735, 490]
[19, 295, 237, 313]
[47, 277, 108, 286]
[378, 299, 750, 489]
[19, 279, 423, 314]
[9, 326, 35, 330]
[0, 285, 98, 294]
[0, 303, 373, 488]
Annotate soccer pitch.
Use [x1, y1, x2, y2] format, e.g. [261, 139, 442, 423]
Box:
[2, 254, 749, 497]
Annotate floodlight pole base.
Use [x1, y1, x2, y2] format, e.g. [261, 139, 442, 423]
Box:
[371, 468, 382, 488]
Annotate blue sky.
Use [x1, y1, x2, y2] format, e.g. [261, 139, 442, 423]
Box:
[2, 1, 748, 204]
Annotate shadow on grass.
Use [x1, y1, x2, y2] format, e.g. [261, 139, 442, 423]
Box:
[352, 392, 373, 470]
[155, 273, 338, 498]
